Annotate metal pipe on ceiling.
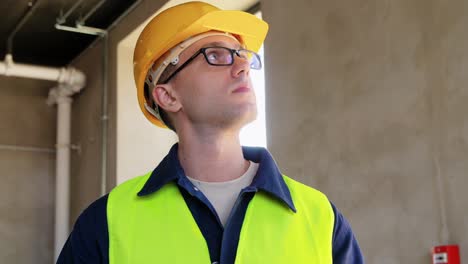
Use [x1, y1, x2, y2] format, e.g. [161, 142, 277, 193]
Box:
[7, 0, 40, 55]
[56, 0, 87, 25]
[77, 0, 107, 26]
[55, 23, 106, 36]
[68, 0, 143, 65]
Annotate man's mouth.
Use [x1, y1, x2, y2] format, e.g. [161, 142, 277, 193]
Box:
[233, 86, 251, 93]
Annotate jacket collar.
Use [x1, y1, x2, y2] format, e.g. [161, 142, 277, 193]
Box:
[137, 143, 296, 212]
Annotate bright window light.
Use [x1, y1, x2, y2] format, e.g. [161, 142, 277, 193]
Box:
[240, 11, 267, 148]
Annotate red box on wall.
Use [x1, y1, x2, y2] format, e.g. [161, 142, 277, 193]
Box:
[432, 245, 460, 264]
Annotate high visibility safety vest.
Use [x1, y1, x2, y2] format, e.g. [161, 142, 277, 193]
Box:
[107, 173, 334, 264]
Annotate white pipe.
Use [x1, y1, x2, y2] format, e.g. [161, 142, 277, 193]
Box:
[54, 96, 72, 260]
[0, 54, 61, 80]
[0, 54, 86, 89]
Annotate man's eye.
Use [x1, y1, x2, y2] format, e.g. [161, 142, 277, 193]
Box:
[207, 52, 219, 61]
[207, 51, 220, 62]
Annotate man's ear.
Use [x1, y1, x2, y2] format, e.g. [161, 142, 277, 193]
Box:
[151, 84, 181, 113]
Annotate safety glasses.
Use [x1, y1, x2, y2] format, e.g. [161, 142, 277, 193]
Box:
[162, 46, 262, 84]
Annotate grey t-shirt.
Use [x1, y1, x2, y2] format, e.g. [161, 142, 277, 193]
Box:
[187, 161, 259, 226]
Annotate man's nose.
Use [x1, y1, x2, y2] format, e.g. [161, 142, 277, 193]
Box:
[231, 53, 250, 78]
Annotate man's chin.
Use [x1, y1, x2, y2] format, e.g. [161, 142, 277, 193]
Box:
[215, 109, 256, 131]
[237, 108, 258, 128]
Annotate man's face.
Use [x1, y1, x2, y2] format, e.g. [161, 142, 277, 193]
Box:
[169, 34, 258, 131]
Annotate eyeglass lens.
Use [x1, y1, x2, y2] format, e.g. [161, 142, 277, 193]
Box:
[204, 47, 261, 70]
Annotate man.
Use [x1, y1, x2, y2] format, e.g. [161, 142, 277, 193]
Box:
[58, 1, 363, 263]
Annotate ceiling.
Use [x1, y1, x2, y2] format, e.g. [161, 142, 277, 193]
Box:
[0, 0, 260, 68]
[0, 0, 138, 66]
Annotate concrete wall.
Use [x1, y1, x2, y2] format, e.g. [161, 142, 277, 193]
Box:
[262, 0, 468, 262]
[0, 76, 55, 263]
[68, 41, 107, 221]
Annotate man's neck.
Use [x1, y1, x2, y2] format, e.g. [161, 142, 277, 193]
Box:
[177, 128, 249, 182]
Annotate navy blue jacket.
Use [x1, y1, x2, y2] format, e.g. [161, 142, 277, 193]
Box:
[58, 144, 364, 263]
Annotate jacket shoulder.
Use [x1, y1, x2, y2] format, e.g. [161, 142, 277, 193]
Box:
[282, 175, 329, 202]
[110, 172, 152, 196]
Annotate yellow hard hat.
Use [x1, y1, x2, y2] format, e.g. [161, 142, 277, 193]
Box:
[133, 1, 269, 128]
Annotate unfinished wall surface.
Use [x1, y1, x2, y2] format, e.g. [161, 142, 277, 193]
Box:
[262, 0, 467, 262]
[68, 42, 106, 222]
[0, 76, 55, 263]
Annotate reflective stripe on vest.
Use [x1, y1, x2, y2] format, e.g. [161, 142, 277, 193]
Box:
[108, 173, 334, 264]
